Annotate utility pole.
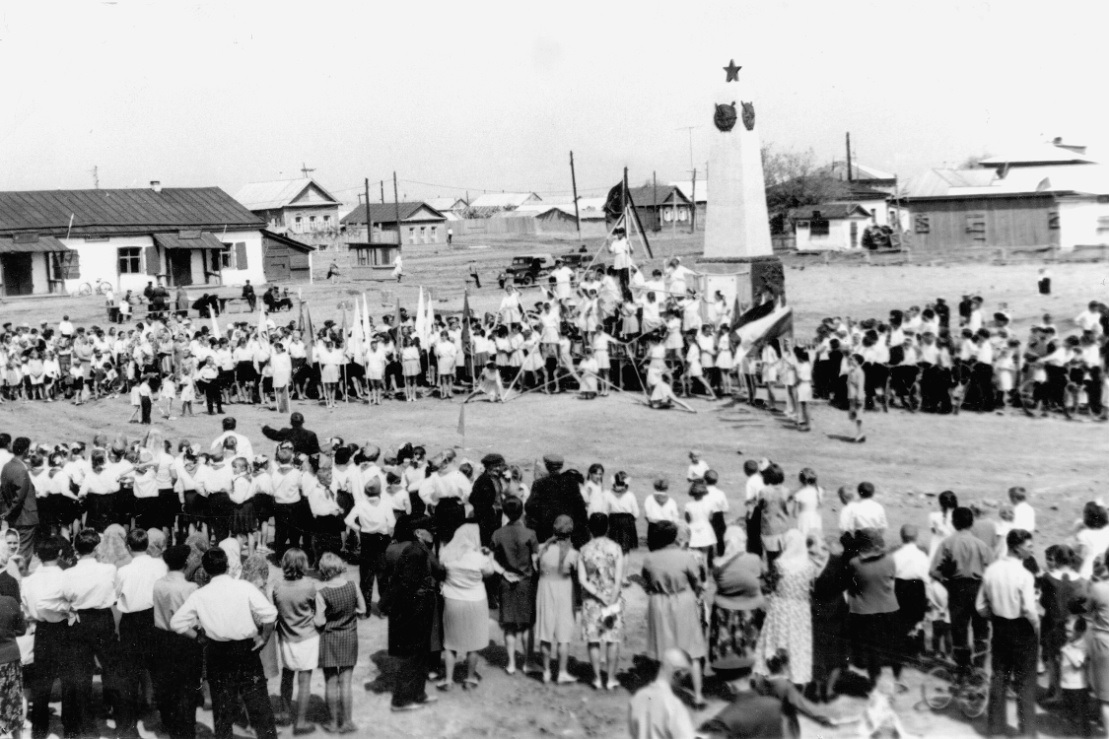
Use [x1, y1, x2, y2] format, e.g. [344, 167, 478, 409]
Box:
[393, 172, 402, 250]
[91, 165, 99, 190]
[300, 162, 315, 179]
[846, 132, 853, 182]
[364, 178, 373, 243]
[569, 151, 582, 243]
[690, 168, 697, 234]
[653, 171, 659, 233]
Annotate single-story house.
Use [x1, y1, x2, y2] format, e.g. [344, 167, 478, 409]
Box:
[0, 184, 266, 297]
[788, 202, 874, 251]
[902, 163, 1109, 251]
[341, 201, 448, 245]
[466, 192, 541, 217]
[425, 197, 469, 213]
[627, 185, 694, 231]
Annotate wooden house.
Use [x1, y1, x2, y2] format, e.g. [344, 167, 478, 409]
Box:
[788, 202, 874, 251]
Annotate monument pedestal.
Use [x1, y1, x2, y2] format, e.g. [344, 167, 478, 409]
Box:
[695, 254, 784, 311]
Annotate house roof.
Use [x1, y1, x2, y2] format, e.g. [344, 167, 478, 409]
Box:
[234, 178, 341, 211]
[153, 231, 227, 251]
[467, 192, 541, 209]
[627, 185, 691, 208]
[0, 187, 262, 237]
[978, 142, 1096, 168]
[670, 181, 708, 203]
[341, 202, 446, 225]
[425, 197, 468, 211]
[0, 234, 69, 254]
[825, 161, 896, 182]
[903, 164, 1109, 200]
[902, 169, 998, 198]
[261, 230, 315, 254]
[787, 202, 873, 220]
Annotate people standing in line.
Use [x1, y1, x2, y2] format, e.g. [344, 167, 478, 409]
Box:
[61, 528, 120, 739]
[152, 545, 202, 739]
[273, 548, 319, 734]
[21, 536, 69, 739]
[114, 528, 168, 739]
[578, 513, 626, 690]
[170, 547, 279, 739]
[976, 528, 1039, 738]
[381, 516, 444, 712]
[314, 552, 365, 734]
[930, 506, 993, 673]
[491, 497, 538, 676]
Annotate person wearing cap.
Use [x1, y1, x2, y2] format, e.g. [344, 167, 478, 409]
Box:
[525, 454, 589, 549]
[470, 454, 506, 547]
[263, 412, 321, 459]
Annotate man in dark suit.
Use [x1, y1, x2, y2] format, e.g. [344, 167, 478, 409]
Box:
[1, 436, 37, 562]
[525, 454, 589, 548]
[262, 412, 321, 459]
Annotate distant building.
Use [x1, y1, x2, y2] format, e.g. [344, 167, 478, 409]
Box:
[425, 197, 469, 214]
[467, 192, 542, 217]
[260, 230, 314, 283]
[627, 185, 693, 231]
[788, 202, 873, 251]
[341, 201, 447, 274]
[234, 178, 342, 249]
[0, 183, 265, 297]
[825, 161, 898, 194]
[903, 149, 1109, 251]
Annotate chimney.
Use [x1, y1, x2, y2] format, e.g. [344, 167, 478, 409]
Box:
[150, 180, 162, 193]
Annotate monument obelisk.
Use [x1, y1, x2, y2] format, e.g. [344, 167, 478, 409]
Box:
[696, 59, 785, 308]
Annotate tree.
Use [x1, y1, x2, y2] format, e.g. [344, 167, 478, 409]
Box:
[960, 151, 993, 169]
[761, 143, 850, 218]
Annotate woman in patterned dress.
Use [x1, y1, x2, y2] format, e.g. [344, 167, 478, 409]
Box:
[709, 526, 766, 671]
[315, 553, 366, 733]
[0, 538, 25, 739]
[578, 513, 626, 690]
[752, 529, 815, 685]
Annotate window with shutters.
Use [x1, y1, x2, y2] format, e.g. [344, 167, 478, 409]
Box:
[220, 243, 234, 269]
[118, 247, 142, 274]
[965, 212, 987, 241]
[1048, 211, 1060, 230]
[60, 250, 81, 279]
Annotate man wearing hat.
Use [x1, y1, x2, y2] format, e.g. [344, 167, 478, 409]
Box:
[470, 453, 507, 547]
[525, 454, 588, 548]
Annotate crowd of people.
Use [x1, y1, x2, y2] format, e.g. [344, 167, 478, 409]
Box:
[0, 412, 1105, 739]
[0, 231, 1105, 435]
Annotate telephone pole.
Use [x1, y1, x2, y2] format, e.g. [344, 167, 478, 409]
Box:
[364, 178, 372, 242]
[393, 172, 402, 249]
[569, 151, 582, 243]
[91, 165, 99, 189]
[689, 168, 697, 234]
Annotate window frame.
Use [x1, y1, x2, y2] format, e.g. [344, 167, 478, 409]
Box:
[117, 246, 142, 274]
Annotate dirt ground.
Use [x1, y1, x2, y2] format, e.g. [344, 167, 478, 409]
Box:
[4, 239, 1108, 738]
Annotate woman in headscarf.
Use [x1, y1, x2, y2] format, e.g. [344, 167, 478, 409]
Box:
[183, 531, 211, 585]
[0, 539, 26, 739]
[438, 523, 493, 690]
[218, 537, 243, 579]
[809, 533, 849, 702]
[536, 514, 579, 684]
[752, 529, 816, 687]
[95, 523, 132, 568]
[145, 528, 168, 560]
[709, 525, 766, 672]
[641, 520, 708, 708]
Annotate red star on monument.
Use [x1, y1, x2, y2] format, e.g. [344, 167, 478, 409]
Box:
[723, 59, 741, 82]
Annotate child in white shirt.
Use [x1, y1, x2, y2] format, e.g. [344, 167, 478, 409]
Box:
[1009, 486, 1035, 532]
[1060, 616, 1091, 737]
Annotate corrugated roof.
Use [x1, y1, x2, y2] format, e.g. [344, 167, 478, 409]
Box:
[904, 164, 1109, 199]
[787, 202, 872, 220]
[468, 192, 541, 209]
[341, 202, 446, 225]
[425, 197, 468, 211]
[979, 142, 1096, 167]
[0, 234, 69, 253]
[902, 169, 997, 198]
[153, 231, 226, 251]
[0, 188, 262, 237]
[261, 230, 315, 254]
[627, 185, 690, 208]
[234, 178, 341, 211]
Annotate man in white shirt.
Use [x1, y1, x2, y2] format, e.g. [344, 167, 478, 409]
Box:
[551, 260, 575, 302]
[210, 417, 254, 462]
[703, 469, 730, 555]
[271, 342, 293, 413]
[115, 529, 169, 738]
[23, 536, 72, 739]
[271, 448, 306, 556]
[199, 450, 235, 543]
[841, 482, 887, 532]
[1075, 300, 1104, 335]
[171, 547, 278, 739]
[743, 460, 766, 557]
[344, 477, 396, 610]
[62, 529, 120, 738]
[976, 528, 1038, 738]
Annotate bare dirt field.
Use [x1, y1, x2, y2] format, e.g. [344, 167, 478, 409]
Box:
[2, 237, 1107, 738]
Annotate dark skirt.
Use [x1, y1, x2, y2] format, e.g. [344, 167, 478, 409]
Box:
[608, 512, 639, 553]
[498, 574, 536, 629]
[235, 361, 257, 383]
[158, 488, 181, 529]
[182, 490, 207, 527]
[848, 611, 898, 670]
[117, 484, 136, 522]
[231, 501, 256, 535]
[709, 603, 764, 670]
[85, 492, 118, 532]
[254, 493, 275, 523]
[646, 521, 669, 551]
[320, 626, 358, 669]
[45, 494, 83, 527]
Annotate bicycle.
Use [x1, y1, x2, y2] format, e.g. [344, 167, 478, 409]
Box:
[75, 278, 114, 297]
[920, 646, 990, 718]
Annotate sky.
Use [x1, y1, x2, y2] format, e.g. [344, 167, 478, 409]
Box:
[1, 0, 1106, 207]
